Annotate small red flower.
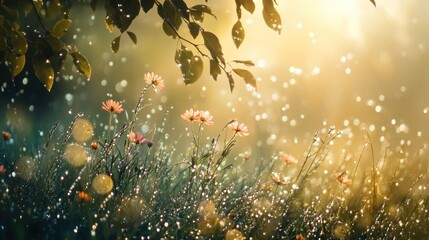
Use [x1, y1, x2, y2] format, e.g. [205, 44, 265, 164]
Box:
[77, 191, 91, 202]
[91, 141, 99, 150]
[296, 234, 305, 240]
[0, 165, 6, 174]
[228, 210, 238, 218]
[2, 131, 11, 141]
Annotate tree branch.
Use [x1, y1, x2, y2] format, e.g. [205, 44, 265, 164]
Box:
[155, 0, 231, 77]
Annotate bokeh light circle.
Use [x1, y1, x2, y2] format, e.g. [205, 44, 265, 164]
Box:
[64, 143, 89, 167]
[72, 118, 94, 142]
[225, 229, 244, 240]
[15, 156, 36, 180]
[92, 173, 114, 194]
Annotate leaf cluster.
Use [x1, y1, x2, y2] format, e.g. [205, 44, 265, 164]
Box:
[0, 0, 377, 92]
[0, 0, 91, 91]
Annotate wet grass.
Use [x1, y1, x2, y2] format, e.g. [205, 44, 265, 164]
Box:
[1, 87, 428, 239]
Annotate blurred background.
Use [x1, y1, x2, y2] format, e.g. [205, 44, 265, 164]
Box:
[1, 0, 429, 161]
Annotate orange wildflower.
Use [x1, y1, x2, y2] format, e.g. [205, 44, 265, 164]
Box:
[102, 100, 123, 113]
[336, 172, 352, 186]
[181, 109, 200, 122]
[197, 110, 214, 126]
[279, 152, 298, 164]
[227, 121, 249, 137]
[144, 72, 165, 93]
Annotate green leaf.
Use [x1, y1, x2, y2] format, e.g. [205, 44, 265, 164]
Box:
[127, 31, 137, 44]
[21, 0, 33, 17]
[188, 22, 200, 39]
[233, 68, 257, 90]
[0, 3, 19, 21]
[52, 19, 72, 38]
[11, 30, 28, 55]
[240, 0, 255, 13]
[202, 31, 224, 64]
[232, 20, 245, 48]
[8, 54, 25, 77]
[157, 4, 166, 19]
[172, 0, 190, 21]
[262, 0, 282, 34]
[111, 35, 121, 53]
[235, 0, 242, 19]
[0, 35, 6, 52]
[209, 59, 221, 81]
[232, 60, 255, 66]
[105, 0, 140, 32]
[32, 52, 55, 92]
[119, 0, 141, 32]
[190, 9, 204, 22]
[45, 35, 62, 52]
[162, 21, 178, 39]
[90, 0, 98, 11]
[190, 4, 216, 21]
[71, 51, 91, 80]
[141, 0, 155, 13]
[60, 0, 72, 18]
[47, 0, 62, 20]
[104, 1, 116, 31]
[227, 72, 235, 92]
[370, 0, 376, 7]
[34, 38, 54, 59]
[175, 45, 193, 78]
[50, 48, 68, 74]
[175, 45, 203, 84]
[163, 0, 182, 30]
[190, 5, 215, 16]
[32, 1, 43, 18]
[184, 55, 203, 84]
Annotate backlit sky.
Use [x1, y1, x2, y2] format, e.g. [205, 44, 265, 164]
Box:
[2, 0, 429, 158]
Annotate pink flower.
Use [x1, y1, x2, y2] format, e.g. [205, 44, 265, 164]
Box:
[279, 152, 298, 164]
[129, 131, 153, 147]
[271, 174, 290, 185]
[227, 121, 249, 137]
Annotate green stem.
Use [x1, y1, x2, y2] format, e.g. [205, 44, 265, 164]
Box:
[107, 112, 113, 140]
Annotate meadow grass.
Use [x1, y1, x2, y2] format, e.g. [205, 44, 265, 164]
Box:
[0, 84, 428, 239]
